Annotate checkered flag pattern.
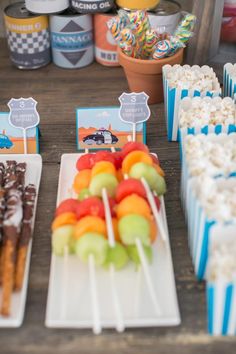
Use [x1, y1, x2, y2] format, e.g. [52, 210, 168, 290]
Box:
[6, 29, 50, 54]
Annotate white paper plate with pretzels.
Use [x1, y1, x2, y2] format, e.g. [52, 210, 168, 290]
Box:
[46, 153, 180, 332]
[0, 154, 42, 327]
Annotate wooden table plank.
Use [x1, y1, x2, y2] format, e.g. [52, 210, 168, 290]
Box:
[0, 38, 235, 353]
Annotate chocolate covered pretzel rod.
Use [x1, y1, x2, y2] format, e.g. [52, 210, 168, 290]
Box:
[0, 163, 5, 187]
[0, 188, 5, 285]
[16, 163, 26, 192]
[4, 161, 17, 191]
[15, 184, 36, 291]
[0, 161, 18, 285]
[1, 188, 22, 316]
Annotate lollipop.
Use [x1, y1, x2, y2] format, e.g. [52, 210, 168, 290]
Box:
[120, 28, 136, 46]
[153, 40, 171, 59]
[107, 17, 122, 42]
[119, 41, 138, 58]
[117, 9, 130, 28]
[129, 11, 150, 45]
[177, 13, 196, 32]
[142, 29, 159, 58]
[175, 29, 193, 43]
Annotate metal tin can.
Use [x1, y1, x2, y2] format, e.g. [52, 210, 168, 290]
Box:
[70, 0, 114, 14]
[25, 0, 69, 14]
[94, 13, 119, 67]
[50, 10, 94, 69]
[148, 0, 181, 35]
[4, 2, 51, 69]
[116, 0, 159, 11]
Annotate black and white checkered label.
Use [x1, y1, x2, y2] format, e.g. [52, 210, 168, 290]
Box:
[6, 29, 50, 55]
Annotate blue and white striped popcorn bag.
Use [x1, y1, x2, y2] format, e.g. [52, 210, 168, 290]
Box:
[178, 96, 236, 146]
[162, 64, 221, 141]
[223, 63, 236, 98]
[179, 133, 236, 215]
[190, 177, 236, 280]
[207, 224, 236, 335]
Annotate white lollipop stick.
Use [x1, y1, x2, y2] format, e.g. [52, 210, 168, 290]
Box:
[102, 188, 115, 247]
[23, 129, 28, 154]
[85, 148, 89, 154]
[159, 194, 168, 233]
[132, 124, 136, 142]
[60, 245, 69, 320]
[141, 178, 167, 243]
[135, 238, 161, 316]
[88, 254, 102, 335]
[102, 188, 125, 332]
[123, 173, 161, 316]
[109, 263, 125, 332]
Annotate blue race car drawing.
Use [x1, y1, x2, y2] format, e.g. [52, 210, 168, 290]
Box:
[0, 134, 13, 149]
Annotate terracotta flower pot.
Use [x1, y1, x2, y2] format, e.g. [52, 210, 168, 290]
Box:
[118, 47, 184, 104]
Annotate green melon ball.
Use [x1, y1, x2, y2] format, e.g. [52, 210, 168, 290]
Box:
[52, 225, 75, 256]
[104, 243, 129, 270]
[118, 214, 151, 246]
[78, 188, 91, 201]
[129, 162, 167, 196]
[127, 245, 153, 267]
[89, 173, 118, 197]
[75, 232, 108, 266]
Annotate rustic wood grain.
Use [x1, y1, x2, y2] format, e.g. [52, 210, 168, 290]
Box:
[0, 38, 235, 353]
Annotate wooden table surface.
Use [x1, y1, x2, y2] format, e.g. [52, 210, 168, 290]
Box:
[0, 39, 235, 354]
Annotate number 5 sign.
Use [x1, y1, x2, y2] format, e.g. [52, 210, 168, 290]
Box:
[119, 92, 150, 141]
[8, 97, 40, 154]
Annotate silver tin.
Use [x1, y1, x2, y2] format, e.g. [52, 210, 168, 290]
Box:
[4, 2, 51, 69]
[50, 10, 94, 69]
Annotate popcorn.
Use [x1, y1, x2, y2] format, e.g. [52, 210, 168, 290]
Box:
[165, 65, 220, 92]
[179, 97, 236, 128]
[185, 134, 236, 178]
[208, 238, 236, 282]
[193, 175, 236, 222]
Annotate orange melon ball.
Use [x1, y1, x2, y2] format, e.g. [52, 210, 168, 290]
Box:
[73, 169, 91, 194]
[116, 194, 152, 220]
[74, 216, 107, 240]
[91, 161, 116, 178]
[122, 151, 153, 175]
[150, 218, 158, 243]
[52, 212, 77, 231]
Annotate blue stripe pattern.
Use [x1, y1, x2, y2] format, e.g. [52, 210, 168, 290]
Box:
[207, 284, 214, 334]
[222, 285, 233, 335]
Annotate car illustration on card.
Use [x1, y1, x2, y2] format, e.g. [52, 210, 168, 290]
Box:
[0, 134, 13, 149]
[83, 128, 118, 145]
[76, 107, 146, 151]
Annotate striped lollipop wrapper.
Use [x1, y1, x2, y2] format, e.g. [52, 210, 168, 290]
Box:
[107, 16, 125, 42]
[174, 12, 196, 44]
[142, 29, 160, 58]
[167, 36, 185, 57]
[177, 13, 196, 32]
[153, 40, 171, 60]
[120, 28, 136, 46]
[129, 10, 151, 46]
[117, 9, 130, 28]
[119, 41, 139, 58]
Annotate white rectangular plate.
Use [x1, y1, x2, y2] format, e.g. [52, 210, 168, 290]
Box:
[46, 154, 180, 330]
[0, 154, 42, 327]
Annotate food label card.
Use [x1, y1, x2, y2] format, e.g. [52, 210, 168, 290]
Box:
[0, 113, 39, 154]
[76, 107, 146, 151]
